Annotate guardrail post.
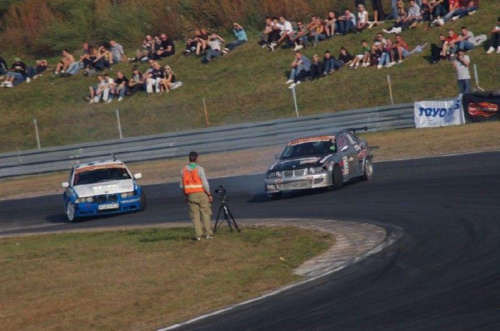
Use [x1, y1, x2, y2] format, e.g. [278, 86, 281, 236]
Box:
[116, 109, 123, 139]
[387, 75, 394, 105]
[473, 64, 484, 92]
[33, 119, 41, 150]
[203, 98, 210, 126]
[291, 86, 299, 117]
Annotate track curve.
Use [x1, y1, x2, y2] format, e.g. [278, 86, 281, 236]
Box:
[1, 152, 499, 330]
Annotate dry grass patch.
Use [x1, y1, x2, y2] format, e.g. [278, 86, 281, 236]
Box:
[0, 226, 334, 330]
[1, 122, 499, 200]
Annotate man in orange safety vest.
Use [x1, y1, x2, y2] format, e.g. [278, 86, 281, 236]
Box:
[181, 151, 214, 240]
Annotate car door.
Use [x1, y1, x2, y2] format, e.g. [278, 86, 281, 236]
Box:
[337, 133, 358, 178]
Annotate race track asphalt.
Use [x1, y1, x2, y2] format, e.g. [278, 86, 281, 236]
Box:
[1, 152, 499, 330]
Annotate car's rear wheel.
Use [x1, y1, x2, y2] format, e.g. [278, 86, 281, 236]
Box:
[332, 165, 343, 190]
[361, 159, 374, 181]
[66, 202, 78, 222]
[139, 191, 147, 211]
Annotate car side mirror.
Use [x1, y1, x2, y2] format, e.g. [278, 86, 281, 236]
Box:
[340, 145, 349, 152]
[274, 154, 280, 160]
[134, 173, 142, 179]
[62, 182, 69, 188]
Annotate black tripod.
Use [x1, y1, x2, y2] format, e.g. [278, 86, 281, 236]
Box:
[213, 194, 240, 233]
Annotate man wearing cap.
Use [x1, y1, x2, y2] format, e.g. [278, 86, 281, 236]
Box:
[1, 57, 27, 87]
[181, 151, 214, 240]
[224, 23, 248, 53]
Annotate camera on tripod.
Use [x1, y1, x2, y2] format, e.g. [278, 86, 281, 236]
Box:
[214, 185, 227, 199]
[213, 185, 240, 233]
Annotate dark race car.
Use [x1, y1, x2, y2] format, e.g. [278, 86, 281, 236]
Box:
[264, 129, 373, 199]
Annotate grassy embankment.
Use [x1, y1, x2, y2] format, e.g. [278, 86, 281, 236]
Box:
[0, 226, 334, 330]
[1, 1, 499, 152]
[1, 121, 498, 200]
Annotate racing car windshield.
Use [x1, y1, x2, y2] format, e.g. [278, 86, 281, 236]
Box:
[280, 141, 334, 159]
[73, 167, 131, 186]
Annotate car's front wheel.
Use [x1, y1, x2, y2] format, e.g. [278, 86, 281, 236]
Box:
[66, 202, 78, 222]
[265, 191, 282, 200]
[332, 165, 343, 190]
[139, 191, 147, 211]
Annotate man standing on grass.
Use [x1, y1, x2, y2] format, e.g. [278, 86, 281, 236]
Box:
[453, 50, 471, 94]
[181, 151, 214, 241]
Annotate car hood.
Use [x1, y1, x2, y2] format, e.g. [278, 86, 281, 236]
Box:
[269, 156, 326, 172]
[73, 180, 135, 198]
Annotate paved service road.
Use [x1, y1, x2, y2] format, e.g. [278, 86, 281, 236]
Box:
[1, 152, 499, 330]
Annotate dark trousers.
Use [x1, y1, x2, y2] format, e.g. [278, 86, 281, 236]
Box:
[338, 20, 355, 35]
[431, 43, 443, 63]
[310, 63, 324, 80]
[491, 33, 500, 48]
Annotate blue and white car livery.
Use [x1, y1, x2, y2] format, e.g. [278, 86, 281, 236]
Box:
[62, 160, 146, 222]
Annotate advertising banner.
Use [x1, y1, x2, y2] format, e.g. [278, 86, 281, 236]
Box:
[414, 96, 465, 128]
[462, 91, 500, 123]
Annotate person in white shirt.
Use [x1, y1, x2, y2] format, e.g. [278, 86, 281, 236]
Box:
[356, 4, 369, 32]
[275, 16, 294, 49]
[453, 50, 471, 94]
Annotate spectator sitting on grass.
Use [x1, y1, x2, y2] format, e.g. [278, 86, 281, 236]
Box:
[430, 34, 447, 64]
[323, 50, 345, 75]
[311, 17, 327, 46]
[402, 0, 422, 29]
[383, 1, 407, 34]
[356, 4, 370, 32]
[196, 29, 211, 56]
[161, 65, 182, 91]
[109, 40, 126, 63]
[0, 57, 8, 78]
[349, 40, 370, 69]
[452, 26, 486, 53]
[127, 67, 144, 95]
[184, 30, 202, 55]
[286, 50, 311, 89]
[429, 1, 448, 26]
[33, 60, 48, 78]
[88, 74, 112, 104]
[1, 57, 27, 87]
[451, 0, 479, 21]
[441, 29, 459, 59]
[260, 17, 281, 49]
[338, 46, 355, 66]
[55, 49, 74, 76]
[310, 54, 324, 80]
[486, 17, 500, 54]
[324, 12, 337, 38]
[273, 16, 294, 50]
[113, 71, 128, 102]
[202, 33, 225, 63]
[337, 9, 357, 36]
[291, 21, 308, 50]
[65, 43, 89, 76]
[155, 33, 175, 59]
[146, 61, 165, 93]
[131, 35, 155, 62]
[224, 23, 247, 52]
[391, 34, 411, 64]
[440, 0, 460, 25]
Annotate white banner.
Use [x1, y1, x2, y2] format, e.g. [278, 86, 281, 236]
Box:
[414, 96, 465, 128]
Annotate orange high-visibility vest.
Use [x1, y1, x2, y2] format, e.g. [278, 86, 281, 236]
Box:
[182, 166, 205, 194]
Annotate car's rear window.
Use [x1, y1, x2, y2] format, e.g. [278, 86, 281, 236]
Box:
[73, 167, 131, 186]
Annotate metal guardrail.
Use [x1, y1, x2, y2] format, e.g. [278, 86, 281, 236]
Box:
[0, 103, 414, 178]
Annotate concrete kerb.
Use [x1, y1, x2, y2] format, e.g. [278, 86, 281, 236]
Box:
[158, 218, 404, 331]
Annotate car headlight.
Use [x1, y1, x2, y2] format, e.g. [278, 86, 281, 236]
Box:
[75, 197, 94, 203]
[309, 167, 315, 174]
[121, 192, 134, 198]
[267, 172, 276, 179]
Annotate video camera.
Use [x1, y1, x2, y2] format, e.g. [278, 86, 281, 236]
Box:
[215, 185, 227, 199]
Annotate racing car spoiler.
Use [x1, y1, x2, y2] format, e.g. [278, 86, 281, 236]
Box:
[346, 126, 368, 134]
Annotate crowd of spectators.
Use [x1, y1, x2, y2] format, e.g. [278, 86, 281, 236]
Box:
[0, 0, 497, 99]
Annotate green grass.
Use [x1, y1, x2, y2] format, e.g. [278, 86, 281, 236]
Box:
[0, 226, 334, 330]
[1, 2, 500, 153]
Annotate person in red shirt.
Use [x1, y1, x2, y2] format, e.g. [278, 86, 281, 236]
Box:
[441, 29, 459, 58]
[452, 0, 479, 19]
[391, 34, 410, 63]
[442, 0, 460, 23]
